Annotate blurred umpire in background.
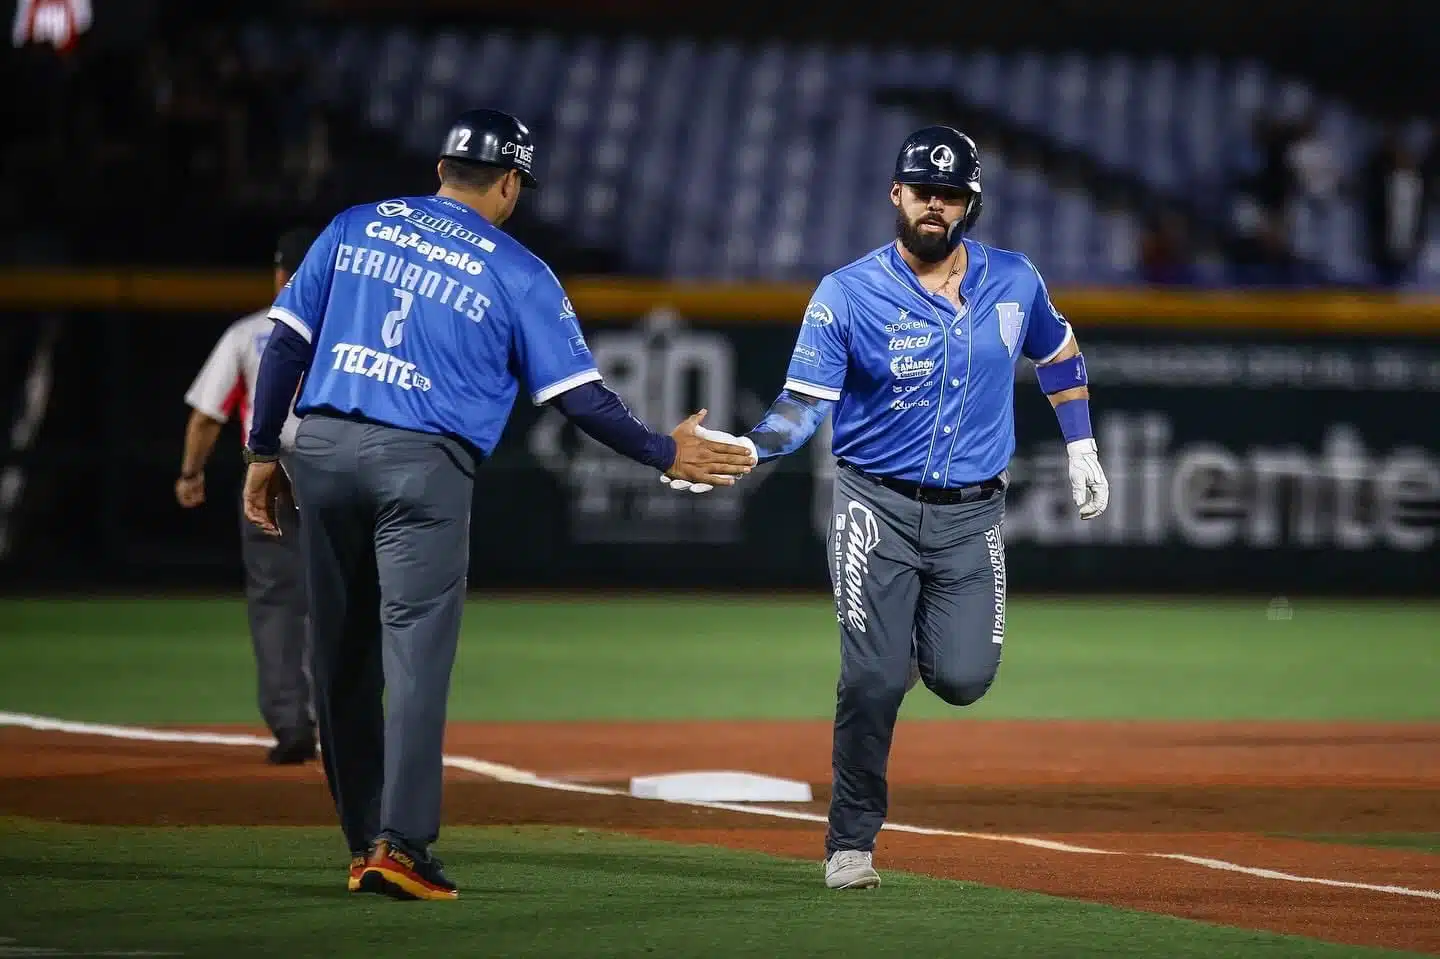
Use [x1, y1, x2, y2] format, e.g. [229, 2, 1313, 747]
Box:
[241, 108, 754, 901]
[177, 228, 318, 765]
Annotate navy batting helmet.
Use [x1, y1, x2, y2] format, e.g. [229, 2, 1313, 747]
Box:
[893, 126, 983, 234]
[440, 109, 538, 188]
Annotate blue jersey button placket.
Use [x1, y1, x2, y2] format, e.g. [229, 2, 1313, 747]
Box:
[941, 305, 973, 487]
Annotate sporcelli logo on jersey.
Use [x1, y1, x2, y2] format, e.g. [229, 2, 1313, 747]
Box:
[888, 333, 931, 351]
[835, 500, 881, 633]
[329, 343, 432, 392]
[890, 355, 936, 380]
[885, 310, 926, 334]
[366, 222, 485, 274]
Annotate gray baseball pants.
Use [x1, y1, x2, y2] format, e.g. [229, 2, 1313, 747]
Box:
[825, 463, 1008, 854]
[287, 414, 475, 857]
[238, 478, 313, 740]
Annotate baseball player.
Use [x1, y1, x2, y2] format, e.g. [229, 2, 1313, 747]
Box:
[671, 126, 1110, 889]
[177, 228, 318, 765]
[240, 109, 756, 901]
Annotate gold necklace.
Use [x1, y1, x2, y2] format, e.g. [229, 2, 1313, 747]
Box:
[924, 251, 964, 295]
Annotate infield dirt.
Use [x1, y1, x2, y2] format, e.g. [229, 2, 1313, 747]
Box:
[2, 719, 1437, 954]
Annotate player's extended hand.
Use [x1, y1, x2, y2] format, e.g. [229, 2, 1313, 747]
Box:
[664, 410, 757, 489]
[662, 425, 758, 493]
[242, 461, 294, 536]
[175, 472, 205, 508]
[1067, 438, 1110, 520]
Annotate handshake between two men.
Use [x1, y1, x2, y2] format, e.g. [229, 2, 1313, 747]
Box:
[661, 410, 758, 494]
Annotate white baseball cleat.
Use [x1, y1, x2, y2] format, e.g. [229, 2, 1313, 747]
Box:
[824, 850, 881, 889]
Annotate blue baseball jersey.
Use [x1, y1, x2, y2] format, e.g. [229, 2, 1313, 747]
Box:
[784, 238, 1072, 486]
[269, 195, 599, 456]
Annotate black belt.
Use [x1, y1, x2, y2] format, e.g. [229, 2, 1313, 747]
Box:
[838, 460, 1005, 505]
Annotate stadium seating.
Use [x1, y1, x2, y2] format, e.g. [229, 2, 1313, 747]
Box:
[241, 25, 1438, 288]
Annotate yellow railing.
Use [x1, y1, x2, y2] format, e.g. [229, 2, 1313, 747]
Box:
[3, 268, 1439, 333]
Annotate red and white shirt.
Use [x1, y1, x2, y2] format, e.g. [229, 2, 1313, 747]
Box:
[185, 311, 302, 451]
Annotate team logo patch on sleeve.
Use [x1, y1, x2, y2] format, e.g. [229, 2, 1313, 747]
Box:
[559, 297, 576, 320]
[803, 301, 835, 327]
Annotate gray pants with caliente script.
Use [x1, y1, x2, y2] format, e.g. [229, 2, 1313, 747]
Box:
[288, 414, 475, 858]
[825, 464, 1008, 854]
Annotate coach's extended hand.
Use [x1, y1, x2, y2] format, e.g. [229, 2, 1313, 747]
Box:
[664, 410, 757, 487]
[242, 461, 295, 537]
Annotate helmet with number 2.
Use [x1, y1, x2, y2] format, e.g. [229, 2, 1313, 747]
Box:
[440, 109, 539, 188]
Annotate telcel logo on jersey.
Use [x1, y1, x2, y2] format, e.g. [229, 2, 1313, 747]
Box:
[366, 222, 484, 275]
[375, 200, 497, 254]
[890, 355, 936, 380]
[888, 333, 931, 351]
[329, 343, 433, 392]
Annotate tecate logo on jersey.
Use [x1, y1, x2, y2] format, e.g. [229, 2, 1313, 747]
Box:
[374, 200, 498, 253]
[888, 333, 931, 351]
[890, 355, 936, 380]
[366, 222, 485, 275]
[328, 343, 433, 392]
[835, 500, 881, 633]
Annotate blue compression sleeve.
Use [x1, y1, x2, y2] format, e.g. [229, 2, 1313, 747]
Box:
[247, 322, 314, 455]
[745, 389, 833, 464]
[1054, 398, 1094, 443]
[551, 381, 677, 471]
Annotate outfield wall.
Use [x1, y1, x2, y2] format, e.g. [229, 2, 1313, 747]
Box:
[2, 275, 1438, 594]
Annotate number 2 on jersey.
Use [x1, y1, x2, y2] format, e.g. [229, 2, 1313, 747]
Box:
[381, 288, 413, 348]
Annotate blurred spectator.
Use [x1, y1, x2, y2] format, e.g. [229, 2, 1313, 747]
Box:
[1227, 109, 1339, 286]
[1138, 207, 1197, 285]
[1360, 120, 1434, 287]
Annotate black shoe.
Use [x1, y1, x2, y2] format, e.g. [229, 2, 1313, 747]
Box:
[266, 731, 317, 765]
[357, 838, 459, 900]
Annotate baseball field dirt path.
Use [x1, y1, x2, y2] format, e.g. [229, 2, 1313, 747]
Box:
[1, 720, 1437, 954]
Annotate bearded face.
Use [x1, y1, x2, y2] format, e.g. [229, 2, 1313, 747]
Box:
[891, 183, 971, 263]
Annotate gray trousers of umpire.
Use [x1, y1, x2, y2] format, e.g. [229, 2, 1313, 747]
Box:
[288, 414, 475, 857]
[238, 477, 313, 739]
[826, 464, 1008, 854]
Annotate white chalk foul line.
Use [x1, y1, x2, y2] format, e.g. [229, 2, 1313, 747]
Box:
[3, 711, 1437, 902]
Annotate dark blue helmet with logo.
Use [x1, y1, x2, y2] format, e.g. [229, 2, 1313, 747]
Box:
[893, 125, 983, 234]
[440, 108, 538, 188]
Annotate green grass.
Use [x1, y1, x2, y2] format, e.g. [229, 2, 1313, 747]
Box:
[1280, 833, 1440, 855]
[0, 819, 1422, 959]
[1, 596, 1438, 722]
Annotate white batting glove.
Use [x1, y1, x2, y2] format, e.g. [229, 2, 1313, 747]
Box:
[1067, 438, 1109, 520]
[659, 473, 711, 494]
[659, 426, 757, 494]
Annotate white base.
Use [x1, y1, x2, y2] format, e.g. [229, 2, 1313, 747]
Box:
[628, 770, 813, 803]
